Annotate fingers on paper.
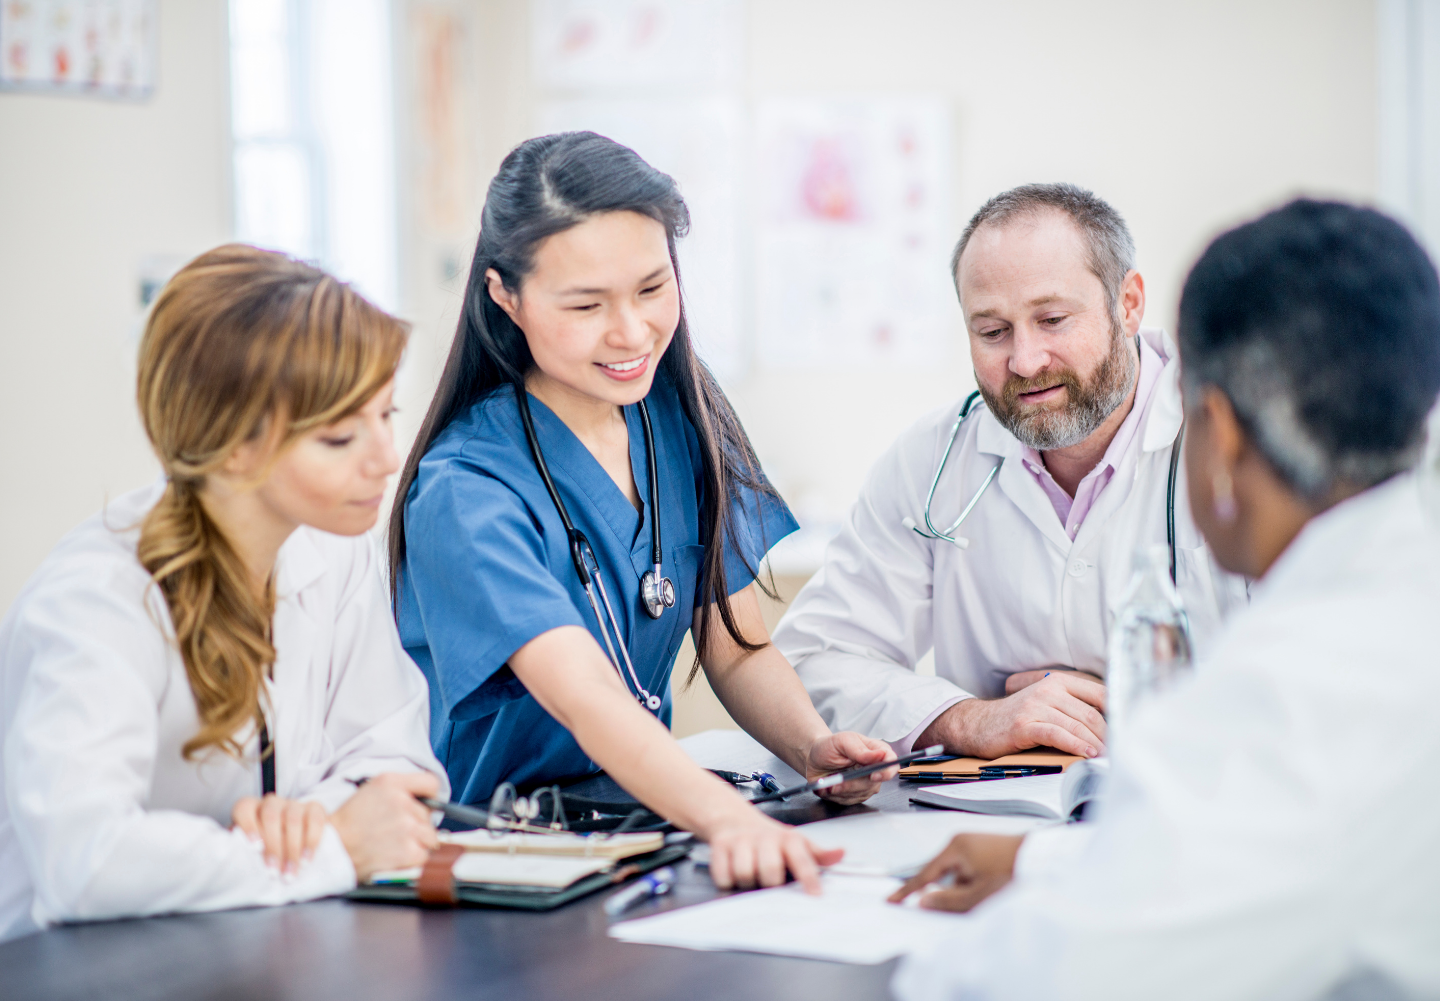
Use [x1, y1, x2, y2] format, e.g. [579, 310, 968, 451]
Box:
[784, 835, 823, 895]
[887, 836, 971, 904]
[919, 885, 990, 913]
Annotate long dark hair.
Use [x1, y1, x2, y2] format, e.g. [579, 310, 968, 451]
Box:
[389, 132, 779, 673]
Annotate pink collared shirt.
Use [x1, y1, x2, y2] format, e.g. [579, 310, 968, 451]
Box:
[1021, 336, 1163, 540]
[891, 336, 1164, 754]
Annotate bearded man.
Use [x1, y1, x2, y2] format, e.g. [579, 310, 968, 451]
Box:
[773, 183, 1248, 758]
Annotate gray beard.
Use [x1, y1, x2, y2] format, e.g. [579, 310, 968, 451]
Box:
[986, 328, 1137, 452]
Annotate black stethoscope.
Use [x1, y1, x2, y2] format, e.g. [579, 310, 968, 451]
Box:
[515, 384, 673, 712]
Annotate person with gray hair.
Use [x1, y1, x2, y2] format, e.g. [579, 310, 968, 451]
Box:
[889, 199, 1440, 1001]
[773, 182, 1247, 759]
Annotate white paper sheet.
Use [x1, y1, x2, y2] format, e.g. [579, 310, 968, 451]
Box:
[913, 773, 1066, 819]
[678, 728, 805, 787]
[609, 874, 959, 964]
[800, 810, 1047, 877]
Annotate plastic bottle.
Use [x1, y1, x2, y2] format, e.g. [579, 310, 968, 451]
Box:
[1106, 544, 1194, 742]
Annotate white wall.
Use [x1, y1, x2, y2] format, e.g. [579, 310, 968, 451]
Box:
[393, 0, 1379, 542]
[0, 0, 233, 612]
[0, 0, 1382, 616]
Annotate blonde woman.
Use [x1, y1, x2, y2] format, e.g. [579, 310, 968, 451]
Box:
[0, 245, 446, 941]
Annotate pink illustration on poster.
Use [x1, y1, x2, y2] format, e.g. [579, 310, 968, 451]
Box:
[0, 0, 156, 98]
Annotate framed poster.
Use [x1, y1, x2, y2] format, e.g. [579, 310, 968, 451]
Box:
[754, 97, 953, 371]
[1, 0, 157, 98]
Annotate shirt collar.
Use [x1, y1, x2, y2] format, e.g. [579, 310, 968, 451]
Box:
[275, 528, 328, 600]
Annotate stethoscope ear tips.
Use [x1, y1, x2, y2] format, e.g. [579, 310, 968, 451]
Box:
[645, 694, 663, 711]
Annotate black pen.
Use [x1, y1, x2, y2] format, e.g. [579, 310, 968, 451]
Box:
[747, 745, 944, 804]
[347, 777, 492, 829]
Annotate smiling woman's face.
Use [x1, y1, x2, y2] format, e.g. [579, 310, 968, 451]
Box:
[487, 210, 680, 410]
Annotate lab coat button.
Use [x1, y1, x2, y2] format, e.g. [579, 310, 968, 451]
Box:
[1068, 559, 1088, 577]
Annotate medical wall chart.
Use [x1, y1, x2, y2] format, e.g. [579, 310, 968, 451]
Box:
[1, 0, 156, 98]
[531, 0, 747, 381]
[755, 98, 953, 371]
[530, 0, 740, 92]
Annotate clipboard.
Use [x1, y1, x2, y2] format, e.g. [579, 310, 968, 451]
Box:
[346, 843, 691, 911]
[899, 748, 1083, 782]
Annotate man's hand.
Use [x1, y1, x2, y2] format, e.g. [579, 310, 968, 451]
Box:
[887, 833, 1024, 912]
[1004, 668, 1103, 696]
[803, 731, 897, 805]
[916, 673, 1107, 759]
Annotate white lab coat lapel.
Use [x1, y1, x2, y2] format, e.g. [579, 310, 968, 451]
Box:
[975, 414, 1073, 555]
[267, 531, 328, 798]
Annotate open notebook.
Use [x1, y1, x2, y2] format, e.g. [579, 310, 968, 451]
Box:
[910, 759, 1109, 821]
[348, 830, 688, 911]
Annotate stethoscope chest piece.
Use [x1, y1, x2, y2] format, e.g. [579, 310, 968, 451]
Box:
[641, 567, 675, 620]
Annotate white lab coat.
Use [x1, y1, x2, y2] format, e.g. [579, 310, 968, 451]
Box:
[773, 328, 1248, 744]
[892, 473, 1440, 1001]
[0, 483, 447, 941]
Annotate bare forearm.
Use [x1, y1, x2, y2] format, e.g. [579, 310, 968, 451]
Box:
[562, 677, 750, 831]
[509, 627, 750, 834]
[704, 644, 830, 775]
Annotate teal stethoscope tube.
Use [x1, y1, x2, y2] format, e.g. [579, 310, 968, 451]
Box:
[905, 390, 1182, 584]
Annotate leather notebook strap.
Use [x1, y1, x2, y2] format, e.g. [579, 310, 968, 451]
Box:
[416, 844, 465, 906]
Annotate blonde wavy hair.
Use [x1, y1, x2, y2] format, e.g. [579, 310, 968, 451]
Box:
[136, 244, 407, 759]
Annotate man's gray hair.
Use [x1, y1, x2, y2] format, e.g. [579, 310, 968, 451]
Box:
[951, 183, 1136, 317]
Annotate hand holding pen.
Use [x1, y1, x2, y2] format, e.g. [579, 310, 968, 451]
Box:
[794, 731, 910, 805]
[751, 741, 946, 805]
[331, 773, 441, 882]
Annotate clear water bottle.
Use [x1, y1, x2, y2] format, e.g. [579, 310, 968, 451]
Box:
[1106, 544, 1193, 741]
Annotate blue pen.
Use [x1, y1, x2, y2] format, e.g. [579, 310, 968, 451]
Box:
[604, 866, 677, 917]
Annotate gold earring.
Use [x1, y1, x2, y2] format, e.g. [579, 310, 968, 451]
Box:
[1212, 471, 1237, 523]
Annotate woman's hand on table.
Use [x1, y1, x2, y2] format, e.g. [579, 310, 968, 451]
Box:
[703, 807, 843, 895]
[330, 771, 441, 882]
[231, 794, 328, 876]
[887, 833, 1025, 912]
[804, 730, 898, 805]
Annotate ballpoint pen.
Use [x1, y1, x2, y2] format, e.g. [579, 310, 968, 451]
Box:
[604, 866, 677, 917]
[747, 745, 944, 804]
[346, 777, 493, 829]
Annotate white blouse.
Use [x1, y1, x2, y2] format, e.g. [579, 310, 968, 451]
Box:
[0, 484, 447, 940]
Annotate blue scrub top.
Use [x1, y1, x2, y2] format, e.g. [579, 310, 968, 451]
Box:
[396, 372, 799, 805]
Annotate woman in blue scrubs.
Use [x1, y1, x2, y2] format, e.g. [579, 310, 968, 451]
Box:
[388, 133, 894, 891]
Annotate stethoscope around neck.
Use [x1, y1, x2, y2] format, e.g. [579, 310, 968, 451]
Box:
[903, 389, 1185, 584]
[515, 384, 673, 712]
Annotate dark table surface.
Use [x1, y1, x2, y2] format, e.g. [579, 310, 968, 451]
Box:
[0, 782, 929, 1001]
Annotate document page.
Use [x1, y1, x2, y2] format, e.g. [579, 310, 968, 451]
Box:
[609, 874, 960, 964]
[678, 728, 805, 787]
[912, 773, 1066, 819]
[801, 810, 1045, 877]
